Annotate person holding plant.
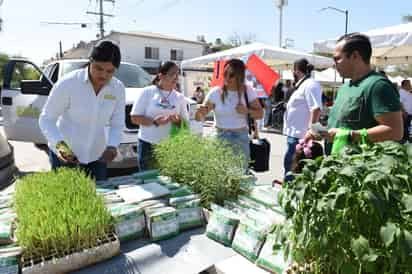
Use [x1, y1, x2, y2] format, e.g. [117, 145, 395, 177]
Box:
[306, 33, 403, 153]
[282, 58, 323, 182]
[130, 61, 189, 171]
[195, 58, 263, 171]
[39, 40, 125, 180]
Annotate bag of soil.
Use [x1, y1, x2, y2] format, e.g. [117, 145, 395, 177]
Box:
[206, 204, 240, 246]
[145, 207, 179, 241]
[231, 219, 266, 262]
[256, 234, 291, 273]
[109, 204, 146, 242]
[170, 197, 204, 230]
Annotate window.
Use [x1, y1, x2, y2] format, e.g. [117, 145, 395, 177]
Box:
[170, 49, 184, 61]
[10, 62, 41, 90]
[145, 47, 159, 60]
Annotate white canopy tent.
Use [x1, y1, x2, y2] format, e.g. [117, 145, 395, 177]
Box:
[181, 42, 334, 70]
[314, 23, 412, 66]
[281, 67, 343, 85]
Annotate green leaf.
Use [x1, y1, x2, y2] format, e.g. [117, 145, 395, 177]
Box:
[402, 194, 412, 213]
[340, 262, 358, 274]
[351, 235, 370, 259]
[380, 222, 397, 247]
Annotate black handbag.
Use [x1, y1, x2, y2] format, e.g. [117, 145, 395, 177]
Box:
[244, 89, 271, 172]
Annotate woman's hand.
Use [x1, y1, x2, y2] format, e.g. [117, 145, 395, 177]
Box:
[169, 114, 181, 125]
[153, 115, 170, 125]
[195, 105, 209, 121]
[236, 103, 249, 115]
[100, 146, 118, 163]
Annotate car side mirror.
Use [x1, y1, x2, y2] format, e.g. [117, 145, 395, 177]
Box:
[21, 79, 52, 96]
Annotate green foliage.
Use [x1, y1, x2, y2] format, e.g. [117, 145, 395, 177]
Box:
[276, 141, 412, 274]
[154, 132, 246, 208]
[14, 168, 113, 257]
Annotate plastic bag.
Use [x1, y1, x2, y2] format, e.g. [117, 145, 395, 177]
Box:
[169, 119, 190, 138]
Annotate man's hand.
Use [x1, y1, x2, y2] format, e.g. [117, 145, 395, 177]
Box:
[236, 103, 249, 115]
[326, 128, 339, 142]
[56, 141, 79, 164]
[100, 146, 117, 163]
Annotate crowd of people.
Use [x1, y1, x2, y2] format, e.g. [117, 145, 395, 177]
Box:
[37, 33, 409, 182]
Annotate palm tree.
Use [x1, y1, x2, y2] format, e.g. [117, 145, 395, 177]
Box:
[402, 15, 412, 22]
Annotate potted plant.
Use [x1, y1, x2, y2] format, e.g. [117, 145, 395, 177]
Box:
[14, 168, 120, 274]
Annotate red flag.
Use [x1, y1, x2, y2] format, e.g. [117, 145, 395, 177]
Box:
[246, 54, 280, 95]
[210, 60, 226, 87]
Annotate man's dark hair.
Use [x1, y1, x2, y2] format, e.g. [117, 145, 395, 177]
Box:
[337, 33, 372, 64]
[89, 40, 121, 68]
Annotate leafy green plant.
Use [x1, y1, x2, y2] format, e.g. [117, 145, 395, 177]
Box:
[14, 168, 113, 258]
[154, 132, 247, 208]
[276, 141, 412, 274]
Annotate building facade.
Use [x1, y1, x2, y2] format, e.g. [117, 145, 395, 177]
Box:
[61, 30, 205, 74]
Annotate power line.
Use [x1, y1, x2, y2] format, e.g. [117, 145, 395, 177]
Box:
[40, 21, 90, 28]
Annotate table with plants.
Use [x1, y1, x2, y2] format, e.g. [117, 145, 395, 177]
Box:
[0, 132, 411, 274]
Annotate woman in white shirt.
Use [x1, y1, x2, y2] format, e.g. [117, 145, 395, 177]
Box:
[282, 58, 322, 182]
[39, 40, 125, 180]
[195, 59, 263, 171]
[130, 61, 189, 171]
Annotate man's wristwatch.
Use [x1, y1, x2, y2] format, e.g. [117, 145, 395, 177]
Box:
[153, 120, 159, 127]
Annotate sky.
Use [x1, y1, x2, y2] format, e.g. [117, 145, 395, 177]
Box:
[0, 0, 411, 64]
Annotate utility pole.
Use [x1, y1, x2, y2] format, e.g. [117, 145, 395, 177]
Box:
[275, 0, 288, 48]
[87, 0, 115, 39]
[0, 0, 4, 32]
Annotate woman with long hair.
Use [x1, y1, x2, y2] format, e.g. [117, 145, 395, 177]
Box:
[195, 58, 263, 171]
[130, 61, 189, 170]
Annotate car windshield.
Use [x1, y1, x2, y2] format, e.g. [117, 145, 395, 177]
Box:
[61, 61, 152, 88]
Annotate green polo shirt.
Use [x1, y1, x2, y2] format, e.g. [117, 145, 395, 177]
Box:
[328, 71, 400, 130]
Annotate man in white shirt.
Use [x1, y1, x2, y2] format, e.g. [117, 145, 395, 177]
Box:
[400, 79, 412, 143]
[39, 40, 125, 180]
[282, 59, 322, 182]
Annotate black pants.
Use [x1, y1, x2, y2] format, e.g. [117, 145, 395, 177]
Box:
[402, 114, 412, 143]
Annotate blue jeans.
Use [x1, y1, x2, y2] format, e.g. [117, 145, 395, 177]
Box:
[217, 129, 250, 172]
[49, 150, 107, 181]
[137, 139, 155, 171]
[283, 136, 299, 182]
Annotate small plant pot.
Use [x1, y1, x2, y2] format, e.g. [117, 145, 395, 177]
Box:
[21, 232, 120, 274]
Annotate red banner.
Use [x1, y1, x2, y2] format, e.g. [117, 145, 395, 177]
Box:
[210, 60, 227, 87]
[246, 54, 280, 96]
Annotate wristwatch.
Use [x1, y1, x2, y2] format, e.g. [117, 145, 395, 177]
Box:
[153, 120, 159, 127]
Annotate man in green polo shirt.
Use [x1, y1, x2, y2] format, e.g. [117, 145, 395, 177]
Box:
[313, 33, 403, 153]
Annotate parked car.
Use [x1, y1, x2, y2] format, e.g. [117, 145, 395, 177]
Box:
[0, 130, 16, 189]
[1, 59, 202, 171]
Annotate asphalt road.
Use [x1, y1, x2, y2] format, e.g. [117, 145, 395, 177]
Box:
[3, 126, 286, 183]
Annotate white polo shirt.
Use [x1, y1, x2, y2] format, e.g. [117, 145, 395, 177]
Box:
[283, 77, 322, 139]
[39, 68, 126, 164]
[130, 85, 189, 144]
[399, 88, 412, 115]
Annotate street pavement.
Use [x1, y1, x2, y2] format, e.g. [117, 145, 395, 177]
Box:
[3, 126, 286, 183]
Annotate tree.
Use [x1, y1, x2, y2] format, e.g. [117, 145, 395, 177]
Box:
[402, 14, 412, 22]
[0, 53, 9, 86]
[202, 32, 257, 54]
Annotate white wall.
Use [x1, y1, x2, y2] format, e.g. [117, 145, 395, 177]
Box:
[117, 34, 204, 69]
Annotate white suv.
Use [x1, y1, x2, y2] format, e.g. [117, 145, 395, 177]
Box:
[1, 59, 201, 171]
